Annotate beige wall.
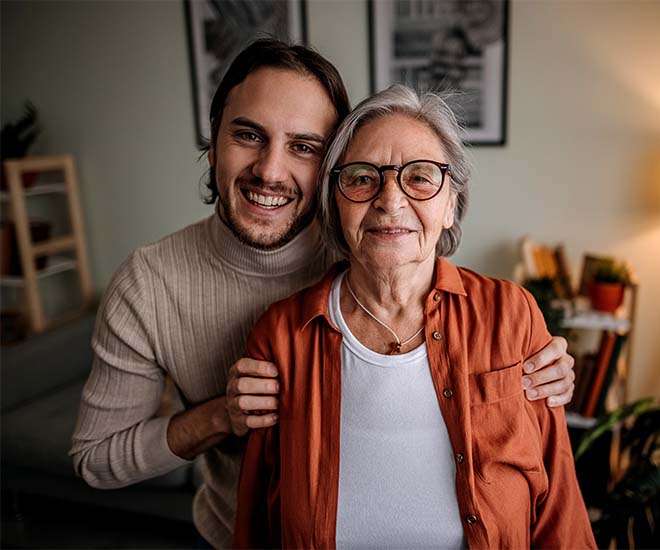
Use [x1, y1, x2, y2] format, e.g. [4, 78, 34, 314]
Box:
[2, 0, 658, 400]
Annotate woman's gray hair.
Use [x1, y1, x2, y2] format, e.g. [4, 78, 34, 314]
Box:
[317, 84, 471, 258]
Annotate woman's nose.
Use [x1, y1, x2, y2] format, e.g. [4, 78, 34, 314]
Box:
[252, 146, 288, 184]
[373, 172, 407, 211]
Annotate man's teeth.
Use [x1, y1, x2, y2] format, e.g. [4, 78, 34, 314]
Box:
[246, 191, 290, 207]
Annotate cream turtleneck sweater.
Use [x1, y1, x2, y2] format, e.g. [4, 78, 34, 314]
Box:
[70, 210, 335, 547]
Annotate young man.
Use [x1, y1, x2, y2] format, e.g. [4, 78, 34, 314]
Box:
[71, 40, 575, 548]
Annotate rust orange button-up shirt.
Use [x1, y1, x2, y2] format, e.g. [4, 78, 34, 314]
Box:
[234, 259, 596, 549]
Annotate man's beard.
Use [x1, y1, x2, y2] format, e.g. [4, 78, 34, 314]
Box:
[218, 187, 316, 251]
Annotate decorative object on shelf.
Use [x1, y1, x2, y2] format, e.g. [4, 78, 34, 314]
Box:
[575, 397, 659, 549]
[0, 101, 41, 188]
[588, 260, 631, 314]
[184, 0, 307, 146]
[368, 0, 509, 145]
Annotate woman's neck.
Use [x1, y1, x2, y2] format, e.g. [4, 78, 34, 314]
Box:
[340, 257, 436, 354]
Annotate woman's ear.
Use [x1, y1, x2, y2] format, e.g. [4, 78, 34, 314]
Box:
[442, 192, 457, 229]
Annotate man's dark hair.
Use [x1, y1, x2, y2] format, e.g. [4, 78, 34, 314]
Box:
[202, 38, 351, 204]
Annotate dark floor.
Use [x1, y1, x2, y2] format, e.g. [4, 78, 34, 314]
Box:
[1, 493, 197, 549]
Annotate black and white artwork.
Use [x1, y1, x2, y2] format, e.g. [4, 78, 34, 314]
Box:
[369, 0, 509, 145]
[185, 0, 307, 146]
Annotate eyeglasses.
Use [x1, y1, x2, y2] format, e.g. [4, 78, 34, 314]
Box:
[330, 160, 451, 203]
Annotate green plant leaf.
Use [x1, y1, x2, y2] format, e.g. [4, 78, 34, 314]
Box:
[575, 397, 658, 461]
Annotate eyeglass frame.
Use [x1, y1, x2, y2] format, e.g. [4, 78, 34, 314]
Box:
[330, 159, 451, 203]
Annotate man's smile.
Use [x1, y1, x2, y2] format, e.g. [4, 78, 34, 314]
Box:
[243, 189, 294, 209]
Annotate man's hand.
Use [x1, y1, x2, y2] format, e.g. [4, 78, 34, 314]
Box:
[522, 336, 575, 407]
[226, 358, 280, 437]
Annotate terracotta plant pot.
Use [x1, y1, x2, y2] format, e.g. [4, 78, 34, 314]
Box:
[590, 282, 625, 313]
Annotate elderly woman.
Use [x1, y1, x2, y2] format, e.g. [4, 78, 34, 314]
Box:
[233, 85, 595, 549]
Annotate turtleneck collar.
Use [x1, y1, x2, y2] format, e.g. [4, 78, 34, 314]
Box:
[206, 203, 324, 277]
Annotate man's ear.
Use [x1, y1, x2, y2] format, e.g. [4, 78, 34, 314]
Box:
[442, 192, 457, 229]
[208, 142, 216, 168]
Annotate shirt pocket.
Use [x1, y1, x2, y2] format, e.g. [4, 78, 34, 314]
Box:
[469, 361, 543, 484]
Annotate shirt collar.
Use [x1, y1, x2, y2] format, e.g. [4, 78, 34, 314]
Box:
[301, 258, 467, 329]
[433, 257, 467, 296]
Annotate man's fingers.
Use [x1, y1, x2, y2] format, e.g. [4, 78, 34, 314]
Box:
[236, 395, 279, 412]
[234, 358, 278, 378]
[524, 336, 568, 373]
[525, 375, 574, 401]
[546, 391, 573, 408]
[522, 360, 573, 390]
[235, 376, 280, 395]
[525, 384, 574, 406]
[245, 413, 279, 430]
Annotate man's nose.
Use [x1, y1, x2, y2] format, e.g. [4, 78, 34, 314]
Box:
[373, 171, 406, 212]
[252, 145, 288, 184]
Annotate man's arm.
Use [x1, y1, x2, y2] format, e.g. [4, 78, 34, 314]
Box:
[70, 252, 191, 487]
[522, 335, 575, 407]
[224, 337, 576, 439]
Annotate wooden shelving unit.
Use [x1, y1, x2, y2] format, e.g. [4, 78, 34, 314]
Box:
[1, 155, 93, 333]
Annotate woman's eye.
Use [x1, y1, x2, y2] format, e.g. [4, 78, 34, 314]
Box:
[350, 175, 375, 186]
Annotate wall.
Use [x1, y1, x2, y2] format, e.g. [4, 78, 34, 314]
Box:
[2, 0, 658, 401]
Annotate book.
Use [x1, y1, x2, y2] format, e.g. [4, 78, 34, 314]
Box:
[594, 334, 627, 417]
[582, 331, 618, 417]
[553, 244, 574, 299]
[572, 353, 597, 413]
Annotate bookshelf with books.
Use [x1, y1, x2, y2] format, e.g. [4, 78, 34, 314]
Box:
[516, 238, 637, 426]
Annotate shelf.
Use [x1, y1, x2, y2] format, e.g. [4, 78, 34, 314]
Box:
[566, 411, 598, 429]
[0, 256, 78, 287]
[561, 310, 631, 332]
[0, 182, 67, 201]
[32, 235, 76, 257]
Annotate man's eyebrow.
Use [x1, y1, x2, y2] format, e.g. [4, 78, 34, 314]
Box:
[230, 117, 326, 145]
[230, 117, 266, 133]
[286, 132, 326, 144]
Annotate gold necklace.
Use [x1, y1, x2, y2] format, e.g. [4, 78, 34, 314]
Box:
[345, 277, 425, 355]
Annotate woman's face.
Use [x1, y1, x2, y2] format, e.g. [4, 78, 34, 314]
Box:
[336, 113, 456, 271]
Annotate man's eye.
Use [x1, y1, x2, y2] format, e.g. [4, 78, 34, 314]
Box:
[237, 132, 262, 143]
[292, 143, 316, 155]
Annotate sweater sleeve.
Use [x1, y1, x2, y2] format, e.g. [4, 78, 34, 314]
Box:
[69, 250, 190, 488]
[522, 289, 597, 549]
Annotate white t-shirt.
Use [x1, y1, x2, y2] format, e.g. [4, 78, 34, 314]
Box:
[330, 270, 465, 549]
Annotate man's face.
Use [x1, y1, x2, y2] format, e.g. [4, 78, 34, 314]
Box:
[209, 67, 338, 249]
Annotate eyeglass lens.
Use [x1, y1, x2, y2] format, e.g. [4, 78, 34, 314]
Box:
[338, 161, 444, 202]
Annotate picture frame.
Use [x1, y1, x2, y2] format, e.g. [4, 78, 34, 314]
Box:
[368, 0, 509, 145]
[184, 0, 308, 146]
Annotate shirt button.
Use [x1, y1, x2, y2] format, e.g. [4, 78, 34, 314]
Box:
[443, 388, 454, 398]
[466, 515, 478, 524]
[432, 331, 442, 340]
[433, 292, 441, 301]
[455, 452, 464, 463]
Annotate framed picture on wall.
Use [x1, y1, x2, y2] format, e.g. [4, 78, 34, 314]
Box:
[184, 0, 307, 146]
[368, 0, 509, 145]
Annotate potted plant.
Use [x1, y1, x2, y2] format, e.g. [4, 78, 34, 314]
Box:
[589, 260, 630, 313]
[0, 101, 41, 188]
[575, 398, 659, 549]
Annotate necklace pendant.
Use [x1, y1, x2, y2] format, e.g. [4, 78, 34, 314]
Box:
[390, 342, 402, 355]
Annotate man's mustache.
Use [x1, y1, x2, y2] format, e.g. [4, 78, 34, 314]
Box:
[236, 176, 300, 197]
